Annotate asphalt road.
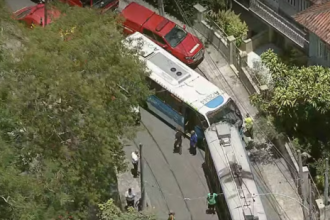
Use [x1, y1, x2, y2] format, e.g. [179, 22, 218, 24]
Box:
[131, 108, 218, 220]
[5, 0, 35, 11]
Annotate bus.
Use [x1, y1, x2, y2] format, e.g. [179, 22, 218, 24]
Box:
[123, 32, 243, 144]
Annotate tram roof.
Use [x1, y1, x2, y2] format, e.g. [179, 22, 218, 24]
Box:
[123, 32, 230, 116]
[205, 122, 268, 220]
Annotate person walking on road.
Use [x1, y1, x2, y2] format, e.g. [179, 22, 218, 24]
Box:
[244, 113, 254, 138]
[207, 192, 218, 214]
[125, 188, 136, 208]
[174, 127, 183, 154]
[190, 130, 197, 155]
[168, 210, 175, 220]
[131, 150, 139, 178]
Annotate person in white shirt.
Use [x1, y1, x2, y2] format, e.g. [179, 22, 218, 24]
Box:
[131, 150, 139, 177]
[125, 188, 136, 208]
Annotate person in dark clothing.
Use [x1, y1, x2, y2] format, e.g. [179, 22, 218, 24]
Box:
[174, 127, 183, 154]
[190, 130, 197, 155]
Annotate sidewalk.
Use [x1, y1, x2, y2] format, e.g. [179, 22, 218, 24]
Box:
[117, 140, 152, 211]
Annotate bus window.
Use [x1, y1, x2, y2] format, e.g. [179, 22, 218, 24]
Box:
[206, 99, 242, 128]
[167, 94, 183, 114]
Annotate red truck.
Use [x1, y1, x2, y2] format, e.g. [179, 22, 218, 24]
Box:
[59, 0, 119, 12]
[13, 4, 61, 28]
[121, 2, 204, 68]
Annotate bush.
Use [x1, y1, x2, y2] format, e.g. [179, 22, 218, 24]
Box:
[207, 10, 248, 46]
[143, 0, 226, 24]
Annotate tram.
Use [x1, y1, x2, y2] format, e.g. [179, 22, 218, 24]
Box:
[204, 122, 268, 220]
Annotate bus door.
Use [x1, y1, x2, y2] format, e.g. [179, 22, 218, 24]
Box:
[146, 79, 185, 130]
[183, 106, 208, 148]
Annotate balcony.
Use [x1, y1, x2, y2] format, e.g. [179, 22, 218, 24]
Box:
[248, 0, 309, 48]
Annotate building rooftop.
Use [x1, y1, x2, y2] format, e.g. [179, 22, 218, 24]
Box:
[294, 1, 330, 45]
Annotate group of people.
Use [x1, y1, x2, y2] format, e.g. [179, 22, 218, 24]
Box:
[174, 128, 198, 155]
[126, 114, 254, 218]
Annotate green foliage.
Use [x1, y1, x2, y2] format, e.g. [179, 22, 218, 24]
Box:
[207, 10, 248, 46]
[98, 199, 156, 220]
[279, 47, 308, 67]
[143, 0, 226, 23]
[0, 3, 151, 220]
[251, 49, 330, 180]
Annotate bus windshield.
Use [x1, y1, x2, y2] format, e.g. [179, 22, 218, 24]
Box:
[206, 99, 243, 128]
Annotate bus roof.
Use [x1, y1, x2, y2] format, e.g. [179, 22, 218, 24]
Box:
[123, 32, 230, 116]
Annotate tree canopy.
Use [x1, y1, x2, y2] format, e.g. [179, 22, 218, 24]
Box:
[0, 2, 152, 219]
[207, 9, 248, 46]
[98, 199, 156, 220]
[251, 50, 330, 176]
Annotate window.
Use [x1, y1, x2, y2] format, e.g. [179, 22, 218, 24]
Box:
[15, 8, 32, 19]
[318, 40, 330, 61]
[154, 34, 166, 45]
[142, 29, 155, 40]
[164, 25, 188, 47]
[287, 0, 295, 6]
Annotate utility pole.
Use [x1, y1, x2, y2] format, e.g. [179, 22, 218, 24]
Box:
[298, 150, 304, 195]
[157, 0, 165, 16]
[308, 178, 313, 220]
[298, 150, 308, 219]
[44, 0, 48, 27]
[139, 143, 146, 210]
[325, 158, 329, 205]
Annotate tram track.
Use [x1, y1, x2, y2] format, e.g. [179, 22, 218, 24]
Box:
[139, 120, 195, 220]
[131, 138, 171, 214]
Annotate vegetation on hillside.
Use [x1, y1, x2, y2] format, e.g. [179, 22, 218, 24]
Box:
[0, 2, 153, 219]
[143, 0, 226, 23]
[250, 49, 330, 187]
[207, 10, 248, 46]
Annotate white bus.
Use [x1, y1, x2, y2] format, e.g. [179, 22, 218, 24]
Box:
[123, 32, 243, 144]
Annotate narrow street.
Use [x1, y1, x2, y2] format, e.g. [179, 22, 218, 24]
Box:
[124, 108, 218, 220]
[5, 0, 300, 219]
[124, 108, 282, 220]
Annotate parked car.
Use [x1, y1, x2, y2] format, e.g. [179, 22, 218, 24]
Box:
[121, 2, 204, 68]
[59, 0, 119, 13]
[13, 3, 61, 28]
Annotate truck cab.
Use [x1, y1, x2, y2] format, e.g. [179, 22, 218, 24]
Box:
[121, 2, 205, 68]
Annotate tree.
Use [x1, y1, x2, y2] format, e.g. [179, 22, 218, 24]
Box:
[0, 2, 151, 219]
[207, 10, 248, 46]
[98, 199, 156, 220]
[250, 49, 330, 166]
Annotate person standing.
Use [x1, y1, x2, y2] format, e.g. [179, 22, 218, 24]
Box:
[207, 192, 218, 214]
[131, 150, 139, 178]
[190, 130, 197, 155]
[125, 188, 136, 208]
[174, 127, 183, 154]
[168, 210, 175, 220]
[244, 113, 254, 138]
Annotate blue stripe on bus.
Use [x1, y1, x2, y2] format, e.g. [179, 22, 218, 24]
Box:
[205, 95, 224, 108]
[147, 95, 184, 127]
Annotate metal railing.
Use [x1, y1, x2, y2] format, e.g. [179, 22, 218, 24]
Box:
[249, 0, 308, 48]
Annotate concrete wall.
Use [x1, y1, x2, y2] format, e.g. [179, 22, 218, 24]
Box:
[194, 20, 230, 60]
[193, 4, 261, 95]
[241, 30, 269, 53]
